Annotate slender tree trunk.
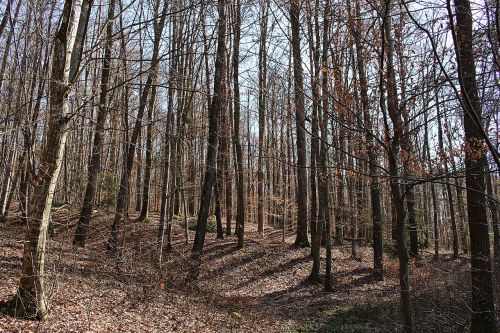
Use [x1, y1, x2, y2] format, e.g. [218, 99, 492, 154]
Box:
[319, 0, 333, 291]
[108, 0, 168, 252]
[9, 0, 93, 319]
[307, 0, 322, 281]
[485, 168, 500, 285]
[139, 65, 159, 221]
[424, 111, 440, 260]
[452, 0, 498, 329]
[444, 109, 469, 253]
[135, 129, 143, 212]
[257, 0, 268, 236]
[290, 0, 309, 248]
[215, 140, 224, 239]
[435, 86, 459, 257]
[0, 0, 21, 94]
[349, 0, 384, 274]
[0, 136, 18, 216]
[190, 0, 227, 279]
[74, 0, 116, 246]
[232, 0, 245, 248]
[381, 1, 413, 330]
[0, 0, 11, 39]
[158, 1, 178, 251]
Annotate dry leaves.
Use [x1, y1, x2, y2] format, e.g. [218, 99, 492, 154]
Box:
[0, 212, 489, 332]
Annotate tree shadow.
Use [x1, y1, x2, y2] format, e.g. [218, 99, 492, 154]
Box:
[233, 254, 311, 290]
[312, 300, 398, 333]
[335, 272, 383, 290]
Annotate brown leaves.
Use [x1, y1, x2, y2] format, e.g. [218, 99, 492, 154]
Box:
[463, 137, 487, 162]
[0, 214, 476, 332]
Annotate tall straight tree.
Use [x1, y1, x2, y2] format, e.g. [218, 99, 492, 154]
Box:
[435, 82, 459, 258]
[0, 0, 11, 40]
[424, 100, 440, 260]
[307, 0, 322, 282]
[451, 0, 498, 330]
[157, 0, 179, 253]
[8, 0, 93, 319]
[74, 0, 116, 246]
[392, 11, 419, 259]
[290, 0, 309, 247]
[108, 0, 168, 252]
[232, 0, 245, 248]
[257, 0, 268, 236]
[319, 0, 333, 291]
[191, 0, 227, 272]
[380, 0, 413, 330]
[139, 0, 177, 224]
[348, 0, 384, 279]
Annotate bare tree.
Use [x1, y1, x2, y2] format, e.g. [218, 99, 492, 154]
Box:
[451, 0, 498, 330]
[190, 0, 228, 278]
[74, 0, 116, 246]
[8, 0, 93, 319]
[290, 0, 309, 248]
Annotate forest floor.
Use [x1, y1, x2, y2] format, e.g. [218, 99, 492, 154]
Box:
[0, 209, 496, 332]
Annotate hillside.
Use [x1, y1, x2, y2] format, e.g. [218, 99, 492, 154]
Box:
[0, 211, 481, 332]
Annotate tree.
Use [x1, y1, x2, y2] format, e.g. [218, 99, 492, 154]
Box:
[320, 0, 333, 291]
[435, 82, 459, 258]
[74, 0, 116, 246]
[451, 0, 498, 330]
[232, 0, 245, 248]
[307, 0, 322, 282]
[290, 0, 310, 248]
[8, 0, 93, 319]
[347, 0, 384, 279]
[257, 0, 268, 236]
[108, 0, 168, 252]
[380, 0, 413, 330]
[190, 0, 227, 277]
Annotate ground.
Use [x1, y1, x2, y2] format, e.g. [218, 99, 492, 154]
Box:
[0, 209, 494, 332]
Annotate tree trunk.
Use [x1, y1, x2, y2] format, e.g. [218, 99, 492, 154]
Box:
[381, 1, 413, 330]
[290, 0, 309, 248]
[257, 0, 268, 236]
[139, 66, 159, 221]
[485, 168, 500, 286]
[306, 0, 321, 281]
[452, 0, 498, 329]
[232, 0, 245, 247]
[350, 0, 384, 277]
[74, 0, 116, 246]
[190, 0, 227, 278]
[108, 0, 168, 253]
[436, 85, 459, 258]
[9, 0, 93, 319]
[424, 111, 440, 260]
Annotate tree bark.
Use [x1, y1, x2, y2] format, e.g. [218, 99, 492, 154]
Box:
[290, 0, 309, 248]
[257, 0, 268, 236]
[452, 0, 498, 330]
[381, 1, 413, 330]
[307, 0, 321, 282]
[232, 0, 245, 248]
[190, 0, 227, 277]
[436, 85, 459, 258]
[9, 0, 93, 319]
[74, 0, 116, 246]
[108, 0, 168, 253]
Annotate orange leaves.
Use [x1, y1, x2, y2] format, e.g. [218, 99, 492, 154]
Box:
[462, 137, 488, 162]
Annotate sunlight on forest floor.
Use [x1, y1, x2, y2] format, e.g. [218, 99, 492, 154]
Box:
[0, 209, 494, 332]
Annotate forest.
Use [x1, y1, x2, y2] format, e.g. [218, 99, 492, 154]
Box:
[0, 0, 498, 331]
